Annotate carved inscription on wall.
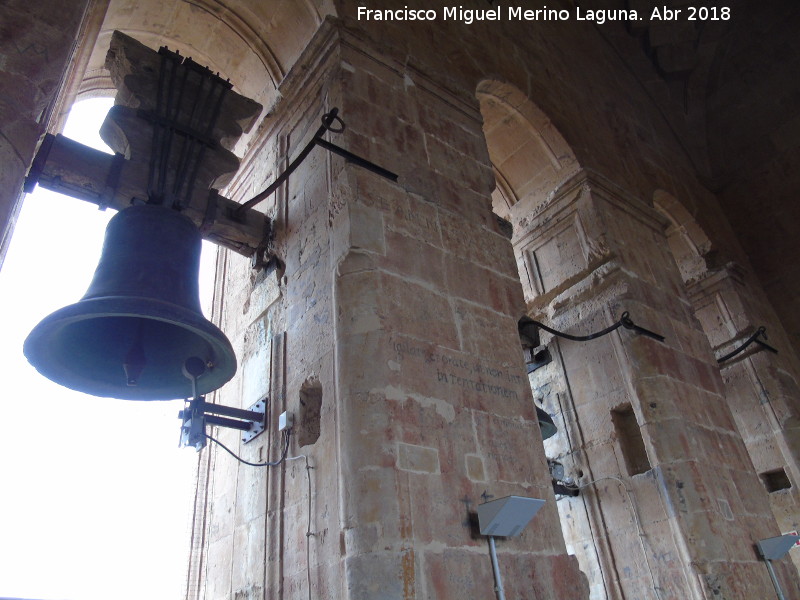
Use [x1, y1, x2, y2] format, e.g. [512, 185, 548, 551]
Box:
[475, 412, 543, 482]
[392, 340, 523, 400]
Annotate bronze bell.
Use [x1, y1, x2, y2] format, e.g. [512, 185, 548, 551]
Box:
[536, 407, 557, 440]
[24, 204, 237, 400]
[518, 316, 557, 440]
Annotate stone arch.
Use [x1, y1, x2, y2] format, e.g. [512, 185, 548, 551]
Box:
[654, 187, 800, 574]
[476, 79, 579, 224]
[477, 80, 618, 598]
[653, 189, 714, 286]
[75, 0, 332, 112]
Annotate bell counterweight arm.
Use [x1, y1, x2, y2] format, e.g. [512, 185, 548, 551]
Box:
[235, 108, 398, 215]
[717, 326, 778, 363]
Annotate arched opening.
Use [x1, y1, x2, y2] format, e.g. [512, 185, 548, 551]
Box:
[0, 5, 314, 591]
[477, 80, 579, 225]
[47, 0, 332, 164]
[0, 96, 207, 600]
[653, 190, 713, 286]
[654, 189, 800, 574]
[478, 80, 613, 598]
[75, 0, 327, 104]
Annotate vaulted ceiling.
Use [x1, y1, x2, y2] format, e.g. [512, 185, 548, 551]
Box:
[76, 0, 335, 112]
[72, 0, 800, 351]
[520, 0, 800, 351]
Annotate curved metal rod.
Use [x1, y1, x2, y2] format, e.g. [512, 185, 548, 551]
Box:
[235, 108, 397, 215]
[533, 316, 623, 342]
[235, 108, 340, 214]
[531, 311, 665, 343]
[717, 326, 778, 363]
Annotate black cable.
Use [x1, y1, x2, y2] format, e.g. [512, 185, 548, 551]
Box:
[206, 429, 291, 467]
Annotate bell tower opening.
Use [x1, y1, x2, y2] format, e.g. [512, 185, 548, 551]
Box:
[477, 79, 601, 586]
[0, 96, 210, 599]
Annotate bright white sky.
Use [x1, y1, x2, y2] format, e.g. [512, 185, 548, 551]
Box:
[0, 98, 215, 600]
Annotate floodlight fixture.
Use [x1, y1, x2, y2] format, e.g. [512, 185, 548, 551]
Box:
[756, 534, 799, 600]
[478, 495, 545, 537]
[477, 496, 546, 600]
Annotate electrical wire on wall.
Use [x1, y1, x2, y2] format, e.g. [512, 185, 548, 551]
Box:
[578, 476, 665, 600]
[550, 339, 613, 598]
[285, 452, 314, 600]
[206, 428, 315, 600]
[205, 429, 291, 467]
[550, 336, 665, 600]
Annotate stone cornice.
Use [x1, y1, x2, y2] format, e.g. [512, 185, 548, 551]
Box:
[513, 168, 669, 249]
[685, 261, 748, 305]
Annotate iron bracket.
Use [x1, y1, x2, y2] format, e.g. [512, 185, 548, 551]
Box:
[717, 326, 778, 363]
[200, 188, 219, 234]
[179, 395, 268, 450]
[241, 397, 267, 443]
[527, 311, 665, 344]
[23, 133, 56, 193]
[99, 151, 126, 211]
[235, 107, 398, 215]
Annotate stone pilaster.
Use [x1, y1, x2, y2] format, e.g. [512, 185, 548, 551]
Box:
[193, 20, 589, 600]
[517, 171, 799, 598]
[0, 0, 93, 267]
[688, 263, 800, 573]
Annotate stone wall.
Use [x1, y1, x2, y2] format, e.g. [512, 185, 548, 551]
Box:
[4, 2, 799, 599]
[517, 173, 795, 598]
[0, 0, 94, 266]
[185, 9, 800, 600]
[189, 21, 590, 600]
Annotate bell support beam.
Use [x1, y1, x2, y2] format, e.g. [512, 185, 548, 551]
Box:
[24, 133, 269, 257]
[22, 30, 269, 258]
[190, 397, 266, 423]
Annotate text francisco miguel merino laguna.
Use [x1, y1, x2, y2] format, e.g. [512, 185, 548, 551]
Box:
[357, 5, 731, 24]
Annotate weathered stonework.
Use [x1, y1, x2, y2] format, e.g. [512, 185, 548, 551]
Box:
[3, 2, 800, 600]
[688, 264, 800, 574]
[0, 0, 93, 267]
[193, 22, 589, 600]
[516, 172, 797, 598]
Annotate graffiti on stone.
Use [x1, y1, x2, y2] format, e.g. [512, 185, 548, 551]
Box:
[392, 340, 522, 399]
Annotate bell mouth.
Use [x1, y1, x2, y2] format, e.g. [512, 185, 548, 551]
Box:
[536, 407, 558, 440]
[24, 296, 237, 401]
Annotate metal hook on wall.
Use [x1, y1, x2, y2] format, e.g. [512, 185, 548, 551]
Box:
[235, 107, 398, 216]
[526, 311, 665, 344]
[717, 326, 778, 363]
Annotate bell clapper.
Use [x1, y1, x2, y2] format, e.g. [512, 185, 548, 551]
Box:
[182, 356, 207, 400]
[123, 322, 147, 386]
